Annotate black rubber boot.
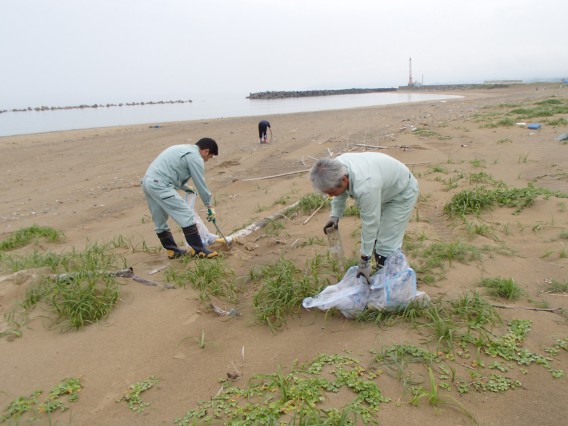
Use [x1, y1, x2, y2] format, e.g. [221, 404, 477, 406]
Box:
[182, 225, 218, 259]
[157, 230, 192, 259]
[374, 252, 386, 270]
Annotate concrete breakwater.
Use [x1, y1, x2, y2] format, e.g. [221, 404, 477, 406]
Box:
[246, 88, 397, 99]
[1, 99, 192, 114]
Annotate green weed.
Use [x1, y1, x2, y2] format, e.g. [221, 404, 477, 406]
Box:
[252, 255, 334, 331]
[480, 277, 523, 300]
[444, 184, 567, 217]
[0, 225, 63, 252]
[0, 377, 82, 423]
[174, 353, 390, 425]
[164, 258, 237, 303]
[116, 376, 160, 413]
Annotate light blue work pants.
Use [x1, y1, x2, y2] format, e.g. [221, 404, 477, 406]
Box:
[375, 176, 419, 258]
[141, 177, 195, 233]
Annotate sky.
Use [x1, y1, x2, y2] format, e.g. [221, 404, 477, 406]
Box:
[1, 0, 567, 109]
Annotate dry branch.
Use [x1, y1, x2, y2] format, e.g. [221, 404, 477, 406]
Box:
[241, 170, 309, 182]
[229, 201, 300, 240]
[354, 144, 389, 149]
[490, 304, 562, 313]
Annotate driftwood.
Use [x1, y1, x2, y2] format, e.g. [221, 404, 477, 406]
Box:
[241, 169, 310, 182]
[354, 144, 389, 149]
[52, 267, 171, 288]
[228, 201, 300, 240]
[490, 304, 562, 313]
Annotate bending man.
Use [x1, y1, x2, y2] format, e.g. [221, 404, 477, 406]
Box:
[258, 120, 272, 144]
[309, 153, 419, 282]
[142, 137, 219, 259]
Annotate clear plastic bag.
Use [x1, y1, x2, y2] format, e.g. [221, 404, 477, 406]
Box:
[303, 250, 428, 318]
[185, 193, 218, 246]
[302, 266, 370, 318]
[367, 249, 417, 311]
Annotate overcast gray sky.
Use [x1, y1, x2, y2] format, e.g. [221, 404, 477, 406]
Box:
[1, 0, 566, 108]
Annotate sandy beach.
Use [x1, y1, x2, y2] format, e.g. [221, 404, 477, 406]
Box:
[1, 83, 567, 425]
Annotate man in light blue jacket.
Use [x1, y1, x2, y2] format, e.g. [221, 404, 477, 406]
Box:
[142, 138, 219, 259]
[310, 153, 419, 283]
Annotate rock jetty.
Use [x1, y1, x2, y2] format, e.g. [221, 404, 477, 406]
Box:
[246, 88, 396, 99]
[0, 99, 192, 114]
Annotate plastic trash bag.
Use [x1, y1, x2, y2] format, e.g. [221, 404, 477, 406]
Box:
[185, 193, 218, 246]
[302, 266, 370, 318]
[303, 250, 429, 318]
[367, 249, 417, 311]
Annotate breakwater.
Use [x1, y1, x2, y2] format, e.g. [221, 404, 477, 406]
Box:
[246, 88, 397, 100]
[1, 99, 192, 114]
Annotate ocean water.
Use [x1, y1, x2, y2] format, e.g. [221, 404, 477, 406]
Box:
[0, 92, 460, 137]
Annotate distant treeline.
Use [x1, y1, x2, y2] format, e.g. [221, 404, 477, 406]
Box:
[247, 88, 397, 99]
[0, 99, 192, 114]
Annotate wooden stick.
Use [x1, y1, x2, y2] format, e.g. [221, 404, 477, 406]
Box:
[241, 169, 309, 182]
[354, 143, 389, 149]
[303, 197, 329, 225]
[490, 304, 562, 313]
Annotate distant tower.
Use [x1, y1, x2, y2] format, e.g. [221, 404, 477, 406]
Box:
[408, 57, 414, 87]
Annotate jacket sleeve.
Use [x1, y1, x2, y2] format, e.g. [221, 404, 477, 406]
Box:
[184, 156, 212, 207]
[330, 192, 348, 218]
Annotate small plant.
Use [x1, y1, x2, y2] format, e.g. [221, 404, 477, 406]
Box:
[444, 184, 568, 218]
[480, 277, 523, 300]
[517, 153, 530, 164]
[544, 279, 568, 294]
[409, 367, 476, 423]
[0, 378, 83, 423]
[469, 158, 485, 168]
[116, 376, 160, 413]
[412, 127, 438, 137]
[0, 224, 63, 252]
[196, 329, 206, 349]
[252, 255, 333, 331]
[293, 192, 329, 215]
[174, 353, 390, 425]
[165, 258, 237, 303]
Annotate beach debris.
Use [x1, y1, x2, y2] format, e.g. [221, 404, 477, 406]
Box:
[148, 264, 169, 275]
[490, 304, 562, 313]
[515, 122, 526, 127]
[527, 123, 541, 130]
[210, 303, 241, 317]
[354, 143, 389, 150]
[227, 371, 240, 381]
[241, 169, 309, 182]
[555, 132, 568, 142]
[52, 267, 171, 288]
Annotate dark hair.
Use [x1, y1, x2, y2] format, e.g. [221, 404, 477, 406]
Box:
[196, 137, 219, 156]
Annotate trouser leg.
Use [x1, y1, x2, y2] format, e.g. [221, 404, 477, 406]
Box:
[375, 176, 419, 258]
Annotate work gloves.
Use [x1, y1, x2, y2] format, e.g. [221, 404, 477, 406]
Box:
[207, 207, 216, 223]
[323, 216, 339, 234]
[356, 256, 372, 284]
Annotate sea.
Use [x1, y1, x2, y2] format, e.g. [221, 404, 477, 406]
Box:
[0, 91, 461, 137]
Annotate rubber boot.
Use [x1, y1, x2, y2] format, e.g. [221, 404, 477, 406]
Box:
[374, 252, 386, 270]
[157, 230, 194, 259]
[182, 225, 218, 259]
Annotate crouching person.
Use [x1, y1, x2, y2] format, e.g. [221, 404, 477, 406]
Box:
[141, 137, 219, 259]
[309, 152, 419, 283]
